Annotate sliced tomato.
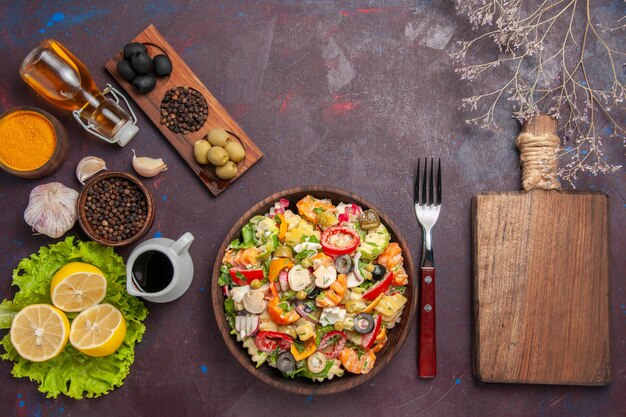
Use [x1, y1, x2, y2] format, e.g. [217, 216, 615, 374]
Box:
[318, 330, 347, 359]
[361, 315, 383, 349]
[229, 268, 264, 286]
[254, 331, 294, 352]
[362, 271, 394, 301]
[321, 226, 360, 256]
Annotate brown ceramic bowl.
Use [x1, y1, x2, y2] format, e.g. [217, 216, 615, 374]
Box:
[77, 171, 155, 247]
[211, 186, 418, 395]
[0, 107, 69, 179]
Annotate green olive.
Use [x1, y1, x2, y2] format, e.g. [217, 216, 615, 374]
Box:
[300, 259, 312, 269]
[274, 246, 293, 258]
[206, 128, 230, 147]
[207, 146, 229, 167]
[215, 161, 238, 180]
[296, 290, 307, 300]
[224, 140, 246, 163]
[193, 140, 211, 164]
[250, 279, 262, 289]
[333, 321, 345, 331]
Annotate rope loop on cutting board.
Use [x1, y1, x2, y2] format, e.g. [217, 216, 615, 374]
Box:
[517, 115, 561, 191]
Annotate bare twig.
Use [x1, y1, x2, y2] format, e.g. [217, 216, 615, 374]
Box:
[452, 0, 625, 185]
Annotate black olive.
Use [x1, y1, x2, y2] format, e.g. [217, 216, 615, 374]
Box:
[306, 286, 321, 299]
[132, 75, 157, 94]
[153, 54, 173, 77]
[372, 264, 387, 281]
[354, 313, 375, 334]
[123, 42, 147, 60]
[117, 60, 136, 82]
[334, 255, 352, 274]
[131, 52, 153, 75]
[276, 352, 296, 373]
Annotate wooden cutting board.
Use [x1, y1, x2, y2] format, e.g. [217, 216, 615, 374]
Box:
[472, 119, 611, 386]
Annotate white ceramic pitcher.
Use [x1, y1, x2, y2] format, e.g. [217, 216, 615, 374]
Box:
[126, 232, 194, 303]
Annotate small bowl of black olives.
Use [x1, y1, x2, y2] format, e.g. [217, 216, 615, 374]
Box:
[116, 42, 173, 94]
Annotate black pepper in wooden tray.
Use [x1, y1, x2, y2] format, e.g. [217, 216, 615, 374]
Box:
[77, 171, 155, 247]
[160, 86, 208, 134]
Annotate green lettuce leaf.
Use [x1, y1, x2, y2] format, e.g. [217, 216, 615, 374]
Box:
[0, 237, 148, 399]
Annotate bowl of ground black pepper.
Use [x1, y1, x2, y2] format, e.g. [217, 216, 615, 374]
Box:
[160, 86, 208, 134]
[77, 171, 155, 247]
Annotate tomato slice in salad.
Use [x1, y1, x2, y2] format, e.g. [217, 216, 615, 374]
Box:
[320, 226, 360, 256]
[362, 271, 394, 301]
[254, 331, 294, 352]
[318, 330, 347, 359]
[229, 268, 264, 286]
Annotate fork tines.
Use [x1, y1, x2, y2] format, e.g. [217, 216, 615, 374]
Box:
[414, 158, 442, 207]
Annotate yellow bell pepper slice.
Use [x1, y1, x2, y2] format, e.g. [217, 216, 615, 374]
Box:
[269, 258, 294, 283]
[277, 214, 288, 240]
[290, 338, 317, 361]
[361, 293, 384, 314]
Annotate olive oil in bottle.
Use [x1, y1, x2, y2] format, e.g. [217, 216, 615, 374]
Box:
[20, 39, 138, 146]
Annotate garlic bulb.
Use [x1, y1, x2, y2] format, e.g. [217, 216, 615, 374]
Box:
[131, 149, 167, 178]
[76, 156, 106, 184]
[24, 183, 79, 238]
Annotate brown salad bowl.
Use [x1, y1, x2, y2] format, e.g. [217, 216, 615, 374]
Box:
[211, 186, 418, 395]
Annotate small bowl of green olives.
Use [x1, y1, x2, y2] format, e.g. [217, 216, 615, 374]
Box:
[193, 128, 246, 181]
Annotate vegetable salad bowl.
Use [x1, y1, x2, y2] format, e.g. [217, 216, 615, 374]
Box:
[211, 186, 418, 395]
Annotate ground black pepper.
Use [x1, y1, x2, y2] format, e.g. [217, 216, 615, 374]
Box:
[84, 177, 147, 242]
[160, 86, 208, 134]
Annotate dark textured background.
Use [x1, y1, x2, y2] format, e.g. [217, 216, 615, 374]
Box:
[0, 1, 624, 416]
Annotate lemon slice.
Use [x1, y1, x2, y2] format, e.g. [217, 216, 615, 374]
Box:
[50, 262, 107, 312]
[69, 303, 126, 357]
[10, 304, 70, 362]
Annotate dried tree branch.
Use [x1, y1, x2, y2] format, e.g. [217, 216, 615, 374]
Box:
[452, 0, 625, 185]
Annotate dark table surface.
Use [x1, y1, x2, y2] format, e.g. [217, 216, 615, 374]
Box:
[1, 1, 624, 416]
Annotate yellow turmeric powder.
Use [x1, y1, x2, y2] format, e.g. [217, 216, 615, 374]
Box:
[0, 110, 57, 171]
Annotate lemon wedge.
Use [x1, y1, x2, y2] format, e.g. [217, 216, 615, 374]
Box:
[69, 303, 126, 357]
[50, 262, 107, 312]
[10, 304, 70, 362]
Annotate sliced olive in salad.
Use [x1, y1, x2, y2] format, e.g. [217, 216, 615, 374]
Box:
[371, 264, 387, 281]
[354, 313, 375, 334]
[277, 352, 296, 373]
[334, 255, 352, 274]
[274, 245, 293, 258]
[306, 351, 328, 374]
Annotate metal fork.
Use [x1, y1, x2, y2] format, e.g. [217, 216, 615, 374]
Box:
[414, 158, 441, 378]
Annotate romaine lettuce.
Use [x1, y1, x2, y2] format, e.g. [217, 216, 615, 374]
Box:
[0, 237, 148, 399]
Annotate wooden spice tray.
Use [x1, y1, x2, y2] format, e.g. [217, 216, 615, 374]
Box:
[105, 25, 263, 196]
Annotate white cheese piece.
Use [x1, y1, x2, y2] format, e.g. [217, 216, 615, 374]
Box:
[319, 307, 347, 326]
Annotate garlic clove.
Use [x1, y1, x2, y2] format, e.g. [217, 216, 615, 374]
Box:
[131, 149, 168, 178]
[76, 156, 107, 184]
[24, 182, 78, 238]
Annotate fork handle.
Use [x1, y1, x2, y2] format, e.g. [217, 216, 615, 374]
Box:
[418, 267, 436, 378]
